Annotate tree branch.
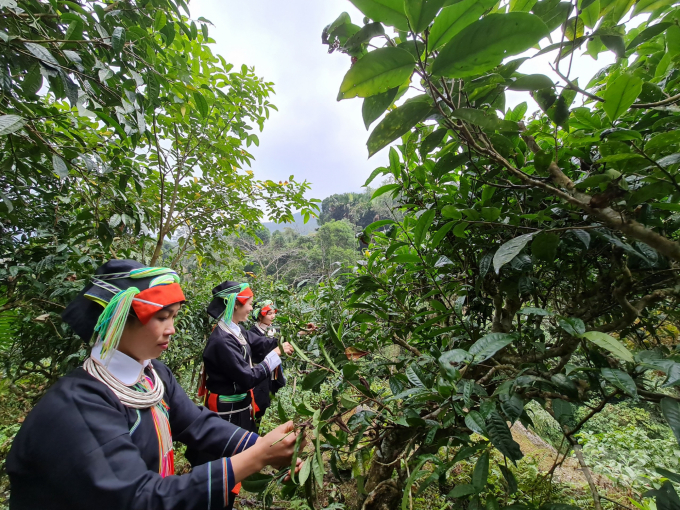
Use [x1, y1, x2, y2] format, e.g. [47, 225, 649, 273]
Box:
[392, 333, 421, 357]
[632, 92, 680, 109]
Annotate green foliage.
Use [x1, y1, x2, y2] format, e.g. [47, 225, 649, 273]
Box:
[314, 2, 680, 509]
[0, 0, 317, 386]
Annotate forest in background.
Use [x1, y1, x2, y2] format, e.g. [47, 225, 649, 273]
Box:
[2, 0, 680, 510]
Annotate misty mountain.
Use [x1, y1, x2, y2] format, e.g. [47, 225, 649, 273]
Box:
[263, 211, 318, 235]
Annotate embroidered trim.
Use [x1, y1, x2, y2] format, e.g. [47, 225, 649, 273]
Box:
[219, 394, 247, 403]
[129, 409, 142, 436]
[207, 463, 212, 510]
[222, 458, 230, 507]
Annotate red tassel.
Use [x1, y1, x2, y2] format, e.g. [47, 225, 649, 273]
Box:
[197, 364, 207, 399]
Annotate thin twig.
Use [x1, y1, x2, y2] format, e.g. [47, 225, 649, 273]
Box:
[632, 92, 680, 108]
[550, 63, 605, 102]
[600, 495, 637, 510]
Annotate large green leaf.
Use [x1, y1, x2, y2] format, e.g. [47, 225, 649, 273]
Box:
[51, 155, 68, 179]
[241, 473, 274, 493]
[643, 481, 680, 510]
[302, 369, 329, 390]
[601, 368, 637, 396]
[372, 183, 401, 198]
[661, 398, 680, 447]
[433, 153, 469, 179]
[602, 73, 643, 121]
[469, 332, 516, 362]
[362, 87, 399, 129]
[365, 219, 395, 234]
[348, 0, 409, 30]
[428, 0, 497, 51]
[558, 317, 586, 337]
[657, 467, 680, 483]
[338, 47, 415, 100]
[580, 0, 600, 29]
[493, 233, 535, 273]
[510, 0, 538, 11]
[448, 484, 477, 497]
[533, 1, 573, 32]
[278, 399, 289, 423]
[420, 128, 448, 156]
[414, 209, 436, 245]
[601, 34, 626, 58]
[531, 232, 560, 262]
[633, 0, 674, 15]
[472, 451, 490, 490]
[487, 412, 524, 463]
[405, 0, 447, 34]
[508, 74, 554, 90]
[112, 27, 126, 53]
[430, 221, 456, 247]
[582, 331, 635, 363]
[500, 465, 518, 494]
[465, 411, 487, 435]
[406, 364, 425, 387]
[0, 115, 27, 135]
[193, 91, 209, 118]
[553, 399, 573, 425]
[627, 22, 672, 50]
[450, 108, 502, 130]
[345, 22, 385, 52]
[391, 253, 421, 264]
[432, 13, 549, 78]
[367, 95, 433, 156]
[290, 425, 306, 483]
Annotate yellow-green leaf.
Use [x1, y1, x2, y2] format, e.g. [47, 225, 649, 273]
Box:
[432, 13, 550, 78]
[602, 73, 643, 121]
[428, 0, 497, 51]
[405, 0, 447, 34]
[510, 0, 538, 11]
[348, 0, 409, 30]
[338, 47, 415, 100]
[582, 331, 635, 363]
[367, 95, 432, 156]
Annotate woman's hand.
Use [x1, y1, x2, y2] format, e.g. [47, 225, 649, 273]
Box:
[258, 421, 307, 469]
[284, 458, 304, 482]
[230, 421, 306, 482]
[282, 342, 294, 356]
[297, 323, 318, 336]
[273, 347, 282, 356]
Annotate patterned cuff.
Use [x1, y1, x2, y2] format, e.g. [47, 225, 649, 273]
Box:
[208, 432, 259, 508]
[222, 428, 259, 458]
[264, 350, 282, 371]
[206, 459, 235, 509]
[233, 430, 259, 453]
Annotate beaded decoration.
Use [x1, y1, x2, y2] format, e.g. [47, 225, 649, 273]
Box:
[138, 375, 174, 477]
[83, 358, 174, 477]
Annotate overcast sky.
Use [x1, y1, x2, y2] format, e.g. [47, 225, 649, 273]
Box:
[191, 1, 622, 202]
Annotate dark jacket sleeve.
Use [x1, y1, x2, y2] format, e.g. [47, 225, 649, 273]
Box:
[204, 329, 272, 394]
[245, 328, 278, 364]
[6, 368, 258, 510]
[157, 361, 258, 457]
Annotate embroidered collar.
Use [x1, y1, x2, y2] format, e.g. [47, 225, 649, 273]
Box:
[255, 322, 268, 334]
[90, 342, 150, 386]
[228, 321, 241, 336]
[218, 320, 248, 346]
